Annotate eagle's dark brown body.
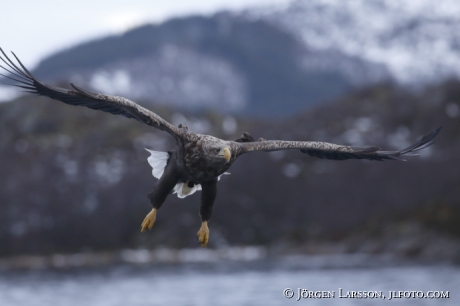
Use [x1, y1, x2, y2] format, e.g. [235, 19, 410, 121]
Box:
[0, 48, 441, 247]
[177, 131, 237, 182]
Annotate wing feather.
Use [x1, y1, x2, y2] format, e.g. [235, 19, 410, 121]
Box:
[234, 127, 441, 161]
[0, 48, 181, 139]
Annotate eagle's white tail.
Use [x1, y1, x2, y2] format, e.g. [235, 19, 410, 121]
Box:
[173, 182, 202, 198]
[145, 149, 230, 198]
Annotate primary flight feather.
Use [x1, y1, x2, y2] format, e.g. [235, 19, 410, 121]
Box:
[0, 49, 441, 247]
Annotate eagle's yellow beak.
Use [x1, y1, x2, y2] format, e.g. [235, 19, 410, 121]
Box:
[219, 147, 231, 162]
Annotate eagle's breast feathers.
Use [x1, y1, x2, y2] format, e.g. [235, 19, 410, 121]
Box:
[146, 149, 230, 198]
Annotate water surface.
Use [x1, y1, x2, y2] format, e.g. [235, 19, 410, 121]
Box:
[0, 256, 458, 306]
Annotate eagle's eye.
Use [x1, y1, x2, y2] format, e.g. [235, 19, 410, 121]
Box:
[214, 148, 220, 154]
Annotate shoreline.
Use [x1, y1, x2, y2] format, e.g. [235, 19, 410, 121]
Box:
[1, 245, 457, 271]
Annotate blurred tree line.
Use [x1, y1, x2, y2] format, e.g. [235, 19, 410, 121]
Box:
[0, 80, 459, 257]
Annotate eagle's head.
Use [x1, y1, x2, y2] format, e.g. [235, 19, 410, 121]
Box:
[202, 138, 232, 165]
[208, 146, 231, 163]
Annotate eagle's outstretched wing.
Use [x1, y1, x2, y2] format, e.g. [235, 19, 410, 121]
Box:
[0, 49, 181, 140]
[233, 127, 441, 161]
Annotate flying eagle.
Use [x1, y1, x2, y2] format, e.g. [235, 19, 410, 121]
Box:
[0, 49, 441, 247]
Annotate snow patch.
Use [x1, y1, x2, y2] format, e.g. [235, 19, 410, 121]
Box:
[253, 0, 460, 84]
[84, 46, 247, 112]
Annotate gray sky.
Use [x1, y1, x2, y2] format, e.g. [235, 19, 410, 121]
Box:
[1, 0, 290, 68]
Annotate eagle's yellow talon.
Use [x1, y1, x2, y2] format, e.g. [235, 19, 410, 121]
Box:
[197, 221, 209, 247]
[141, 208, 157, 232]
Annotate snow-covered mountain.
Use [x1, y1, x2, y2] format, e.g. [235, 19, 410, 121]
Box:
[252, 0, 460, 84]
[5, 0, 459, 114]
[29, 14, 351, 116]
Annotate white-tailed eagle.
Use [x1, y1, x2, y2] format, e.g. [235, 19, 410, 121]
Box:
[0, 49, 441, 247]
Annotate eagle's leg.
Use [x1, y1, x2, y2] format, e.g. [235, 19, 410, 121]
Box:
[141, 208, 157, 232]
[197, 179, 217, 247]
[141, 153, 179, 232]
